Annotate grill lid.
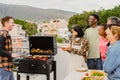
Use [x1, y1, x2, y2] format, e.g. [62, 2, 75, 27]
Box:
[29, 36, 57, 56]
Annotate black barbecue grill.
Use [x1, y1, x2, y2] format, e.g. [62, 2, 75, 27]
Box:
[17, 36, 57, 80]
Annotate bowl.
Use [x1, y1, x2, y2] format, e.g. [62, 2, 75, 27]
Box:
[81, 76, 94, 80]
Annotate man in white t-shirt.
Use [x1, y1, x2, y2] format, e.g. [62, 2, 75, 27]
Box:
[84, 14, 102, 70]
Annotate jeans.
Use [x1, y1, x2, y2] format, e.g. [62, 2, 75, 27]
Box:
[102, 60, 105, 68]
[0, 68, 14, 80]
[87, 58, 102, 70]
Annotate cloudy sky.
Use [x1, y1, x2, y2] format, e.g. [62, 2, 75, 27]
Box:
[0, 0, 120, 13]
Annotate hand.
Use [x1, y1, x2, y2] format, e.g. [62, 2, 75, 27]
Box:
[12, 53, 20, 58]
[68, 46, 73, 51]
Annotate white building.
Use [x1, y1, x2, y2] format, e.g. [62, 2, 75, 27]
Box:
[9, 24, 25, 37]
[58, 27, 69, 38]
[38, 19, 69, 37]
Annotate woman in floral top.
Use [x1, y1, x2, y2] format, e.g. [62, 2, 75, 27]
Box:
[63, 25, 89, 72]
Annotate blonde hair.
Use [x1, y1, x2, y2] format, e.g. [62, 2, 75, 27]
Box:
[111, 26, 120, 40]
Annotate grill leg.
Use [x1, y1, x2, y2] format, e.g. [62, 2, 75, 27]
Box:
[53, 61, 56, 80]
[46, 64, 50, 80]
[17, 72, 20, 80]
[26, 75, 30, 80]
[46, 74, 50, 80]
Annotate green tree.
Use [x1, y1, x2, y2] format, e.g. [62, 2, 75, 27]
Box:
[14, 19, 38, 36]
[68, 5, 120, 32]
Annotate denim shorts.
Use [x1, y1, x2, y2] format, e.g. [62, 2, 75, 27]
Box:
[0, 68, 14, 80]
[87, 58, 102, 70]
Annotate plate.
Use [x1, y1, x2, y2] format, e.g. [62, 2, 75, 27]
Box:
[61, 46, 69, 51]
[76, 67, 88, 72]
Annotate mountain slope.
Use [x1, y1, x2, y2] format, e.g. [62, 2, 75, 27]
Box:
[0, 3, 76, 21]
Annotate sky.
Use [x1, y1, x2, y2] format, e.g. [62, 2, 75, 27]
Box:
[0, 0, 120, 13]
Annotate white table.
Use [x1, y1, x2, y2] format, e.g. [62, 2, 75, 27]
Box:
[64, 70, 89, 80]
[64, 70, 108, 80]
[55, 45, 72, 80]
[56, 43, 87, 80]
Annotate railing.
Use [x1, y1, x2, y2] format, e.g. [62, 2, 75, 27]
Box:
[12, 48, 29, 54]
